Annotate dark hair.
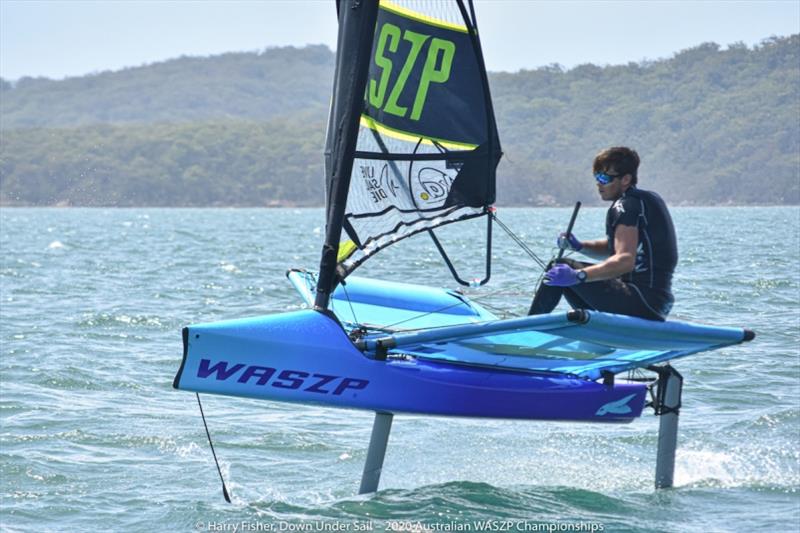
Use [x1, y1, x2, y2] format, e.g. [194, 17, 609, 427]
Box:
[593, 147, 640, 185]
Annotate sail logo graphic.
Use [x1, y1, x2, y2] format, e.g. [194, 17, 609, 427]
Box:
[369, 22, 455, 121]
[595, 394, 638, 416]
[361, 165, 399, 204]
[196, 358, 370, 396]
[416, 168, 453, 203]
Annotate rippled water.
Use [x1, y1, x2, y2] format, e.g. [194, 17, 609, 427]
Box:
[1, 207, 798, 532]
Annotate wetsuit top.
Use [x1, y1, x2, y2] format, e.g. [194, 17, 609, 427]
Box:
[605, 187, 678, 318]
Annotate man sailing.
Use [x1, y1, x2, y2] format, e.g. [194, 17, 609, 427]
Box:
[528, 147, 677, 321]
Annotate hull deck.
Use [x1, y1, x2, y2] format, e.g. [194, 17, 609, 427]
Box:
[173, 274, 751, 422]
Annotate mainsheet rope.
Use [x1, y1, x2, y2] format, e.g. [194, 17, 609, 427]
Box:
[491, 213, 549, 270]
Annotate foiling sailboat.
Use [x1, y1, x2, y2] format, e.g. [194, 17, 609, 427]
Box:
[173, 0, 754, 495]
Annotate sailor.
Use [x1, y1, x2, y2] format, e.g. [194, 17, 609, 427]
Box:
[528, 146, 677, 321]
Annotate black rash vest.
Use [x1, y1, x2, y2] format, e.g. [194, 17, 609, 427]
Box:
[605, 187, 678, 318]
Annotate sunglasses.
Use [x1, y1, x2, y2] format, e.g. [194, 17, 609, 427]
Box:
[594, 172, 624, 185]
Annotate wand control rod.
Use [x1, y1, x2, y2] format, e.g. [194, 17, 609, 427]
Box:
[556, 201, 581, 261]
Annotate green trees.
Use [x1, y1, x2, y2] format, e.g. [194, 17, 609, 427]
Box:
[1, 37, 797, 206]
[0, 46, 334, 128]
[0, 118, 325, 206]
[491, 35, 799, 205]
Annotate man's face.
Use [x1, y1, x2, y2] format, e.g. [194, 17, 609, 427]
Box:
[596, 168, 629, 201]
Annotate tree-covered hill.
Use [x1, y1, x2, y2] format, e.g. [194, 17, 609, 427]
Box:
[0, 118, 325, 206]
[0, 45, 334, 128]
[491, 36, 800, 205]
[1, 36, 798, 206]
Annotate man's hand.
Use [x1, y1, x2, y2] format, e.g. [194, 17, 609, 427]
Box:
[544, 263, 586, 287]
[557, 232, 583, 252]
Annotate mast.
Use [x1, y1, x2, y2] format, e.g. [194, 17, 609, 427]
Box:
[315, 0, 380, 311]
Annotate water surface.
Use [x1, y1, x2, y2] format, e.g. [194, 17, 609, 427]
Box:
[1, 207, 798, 532]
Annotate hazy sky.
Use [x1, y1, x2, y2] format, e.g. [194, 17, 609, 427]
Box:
[1, 0, 798, 80]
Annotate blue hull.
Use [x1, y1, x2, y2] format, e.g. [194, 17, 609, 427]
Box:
[174, 309, 647, 422]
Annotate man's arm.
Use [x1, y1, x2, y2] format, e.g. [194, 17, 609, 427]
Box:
[581, 225, 637, 281]
[578, 238, 610, 261]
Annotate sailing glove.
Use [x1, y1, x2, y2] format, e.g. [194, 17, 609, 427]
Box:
[557, 232, 583, 251]
[544, 264, 586, 287]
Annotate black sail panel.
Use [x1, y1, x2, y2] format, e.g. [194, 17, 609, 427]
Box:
[365, 2, 489, 148]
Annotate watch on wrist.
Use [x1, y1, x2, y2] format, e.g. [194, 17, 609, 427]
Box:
[576, 270, 587, 283]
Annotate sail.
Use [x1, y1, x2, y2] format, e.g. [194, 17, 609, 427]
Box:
[341, 0, 501, 273]
[317, 0, 501, 309]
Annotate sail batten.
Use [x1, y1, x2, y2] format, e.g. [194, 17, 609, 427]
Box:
[359, 115, 479, 151]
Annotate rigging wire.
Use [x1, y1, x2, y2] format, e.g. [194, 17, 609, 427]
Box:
[329, 213, 568, 336]
[379, 300, 481, 331]
[491, 213, 549, 270]
[370, 257, 561, 331]
[196, 393, 231, 503]
[348, 214, 564, 333]
[339, 281, 359, 326]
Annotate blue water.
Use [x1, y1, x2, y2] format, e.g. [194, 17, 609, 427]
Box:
[1, 207, 798, 532]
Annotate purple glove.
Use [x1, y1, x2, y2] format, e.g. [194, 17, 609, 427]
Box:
[557, 232, 583, 251]
[544, 264, 586, 287]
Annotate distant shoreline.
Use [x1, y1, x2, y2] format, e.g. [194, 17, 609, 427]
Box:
[2, 203, 797, 209]
[2, 37, 798, 207]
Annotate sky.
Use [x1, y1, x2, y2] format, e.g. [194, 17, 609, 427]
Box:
[1, 0, 798, 80]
